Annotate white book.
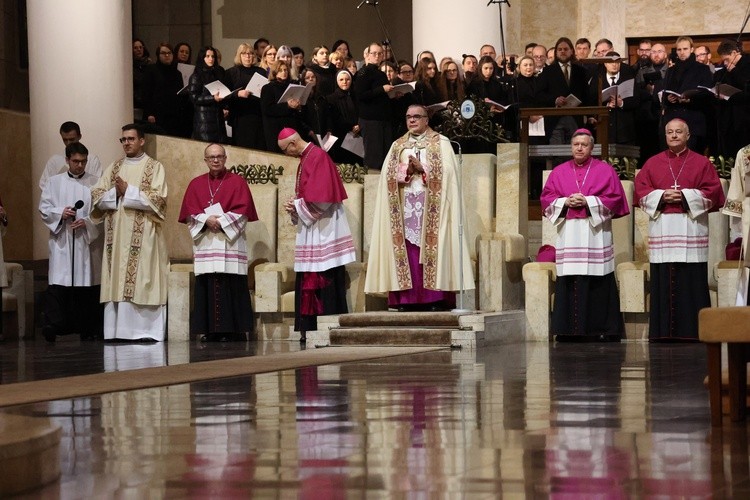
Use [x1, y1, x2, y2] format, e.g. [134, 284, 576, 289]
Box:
[485, 98, 512, 110]
[316, 133, 338, 152]
[528, 117, 545, 137]
[561, 94, 582, 108]
[341, 132, 365, 158]
[277, 83, 314, 105]
[387, 82, 416, 98]
[177, 63, 194, 87]
[601, 78, 635, 102]
[426, 101, 450, 113]
[204, 202, 224, 216]
[246, 72, 269, 96]
[205, 80, 235, 99]
[699, 83, 742, 100]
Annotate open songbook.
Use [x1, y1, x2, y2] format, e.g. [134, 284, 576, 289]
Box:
[245, 72, 269, 96]
[204, 80, 241, 99]
[387, 82, 416, 98]
[484, 98, 513, 110]
[277, 83, 314, 105]
[316, 133, 338, 152]
[560, 94, 582, 108]
[177, 63, 194, 87]
[698, 83, 742, 100]
[601, 78, 634, 102]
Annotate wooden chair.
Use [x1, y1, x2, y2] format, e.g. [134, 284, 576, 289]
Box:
[699, 306, 750, 425]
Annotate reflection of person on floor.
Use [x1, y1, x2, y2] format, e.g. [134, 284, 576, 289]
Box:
[365, 104, 474, 312]
[91, 124, 169, 342]
[541, 128, 630, 341]
[39, 142, 104, 342]
[0, 195, 7, 340]
[179, 143, 258, 342]
[278, 128, 356, 342]
[635, 118, 725, 341]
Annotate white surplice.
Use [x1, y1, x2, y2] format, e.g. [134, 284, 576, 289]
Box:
[639, 189, 712, 263]
[39, 172, 102, 286]
[545, 198, 615, 276]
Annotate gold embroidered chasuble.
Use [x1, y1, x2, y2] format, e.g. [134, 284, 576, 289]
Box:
[91, 155, 168, 305]
[365, 130, 474, 294]
[722, 145, 750, 266]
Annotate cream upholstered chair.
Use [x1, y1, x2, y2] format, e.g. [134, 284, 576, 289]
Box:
[523, 173, 635, 341]
[254, 172, 366, 315]
[1, 263, 29, 338]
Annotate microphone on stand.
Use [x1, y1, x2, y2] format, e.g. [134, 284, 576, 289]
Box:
[357, 0, 369, 8]
[448, 139, 472, 313]
[70, 199, 84, 287]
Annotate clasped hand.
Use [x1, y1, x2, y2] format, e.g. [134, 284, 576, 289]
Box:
[115, 176, 128, 199]
[662, 189, 683, 204]
[284, 197, 299, 224]
[205, 215, 222, 232]
[407, 155, 424, 177]
[565, 193, 587, 208]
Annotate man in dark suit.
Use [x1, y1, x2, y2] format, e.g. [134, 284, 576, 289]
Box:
[716, 39, 750, 157]
[536, 37, 591, 144]
[588, 51, 639, 144]
[658, 36, 713, 152]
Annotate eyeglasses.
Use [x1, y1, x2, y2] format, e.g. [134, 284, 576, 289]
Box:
[399, 69, 413, 74]
[369, 51, 383, 56]
[119, 137, 138, 143]
[159, 51, 173, 56]
[266, 52, 277, 57]
[405, 114, 426, 121]
[68, 159, 88, 165]
[204, 155, 226, 162]
[695, 52, 709, 57]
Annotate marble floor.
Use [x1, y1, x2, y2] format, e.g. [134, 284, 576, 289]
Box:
[1, 338, 748, 498]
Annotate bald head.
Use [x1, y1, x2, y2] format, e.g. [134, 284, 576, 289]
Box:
[277, 130, 307, 157]
[650, 43, 667, 65]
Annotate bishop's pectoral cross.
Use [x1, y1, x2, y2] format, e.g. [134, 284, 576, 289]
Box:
[671, 181, 680, 190]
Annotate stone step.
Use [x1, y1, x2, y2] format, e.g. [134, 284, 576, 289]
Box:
[329, 327, 454, 346]
[338, 311, 466, 328]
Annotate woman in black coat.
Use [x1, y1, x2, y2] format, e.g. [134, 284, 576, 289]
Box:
[300, 68, 333, 141]
[143, 43, 184, 137]
[413, 59, 441, 105]
[327, 70, 362, 165]
[260, 61, 312, 152]
[188, 46, 227, 143]
[225, 43, 266, 149]
[308, 45, 337, 97]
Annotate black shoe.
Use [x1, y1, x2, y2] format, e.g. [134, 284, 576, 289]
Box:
[598, 334, 621, 343]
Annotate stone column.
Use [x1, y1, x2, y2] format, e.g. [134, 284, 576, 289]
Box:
[412, 0, 508, 62]
[27, 0, 133, 258]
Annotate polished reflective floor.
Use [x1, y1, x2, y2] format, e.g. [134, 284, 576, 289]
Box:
[1, 338, 748, 498]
